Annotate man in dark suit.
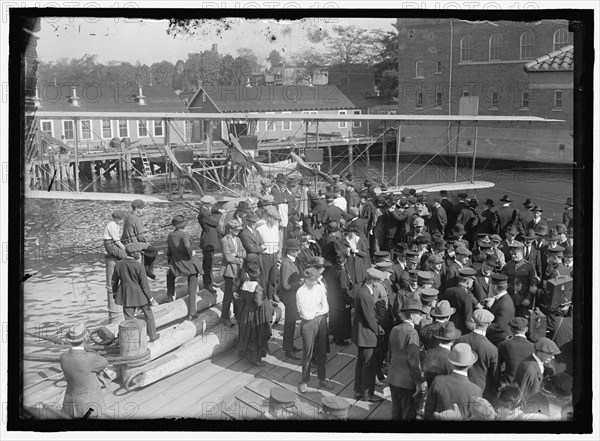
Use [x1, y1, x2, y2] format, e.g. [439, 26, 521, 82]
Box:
[448, 192, 469, 234]
[456, 198, 479, 248]
[352, 268, 386, 403]
[429, 198, 448, 237]
[497, 195, 516, 239]
[498, 317, 534, 384]
[528, 205, 548, 235]
[424, 343, 483, 420]
[456, 309, 499, 400]
[563, 197, 573, 229]
[388, 298, 427, 420]
[439, 190, 454, 238]
[516, 198, 535, 238]
[197, 195, 222, 293]
[422, 320, 460, 385]
[515, 338, 561, 401]
[60, 324, 109, 419]
[279, 240, 304, 359]
[521, 229, 543, 280]
[442, 244, 471, 290]
[419, 300, 455, 351]
[486, 273, 516, 330]
[472, 254, 498, 304]
[239, 212, 265, 283]
[476, 198, 499, 237]
[498, 225, 518, 265]
[503, 241, 537, 316]
[438, 267, 477, 334]
[121, 199, 158, 279]
[166, 215, 202, 320]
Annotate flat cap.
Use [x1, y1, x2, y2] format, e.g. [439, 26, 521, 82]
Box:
[200, 195, 216, 204]
[262, 194, 275, 203]
[534, 337, 561, 355]
[366, 267, 387, 280]
[472, 309, 495, 325]
[125, 243, 142, 255]
[417, 271, 434, 282]
[458, 267, 477, 277]
[508, 240, 524, 249]
[491, 273, 508, 286]
[508, 317, 528, 331]
[455, 246, 472, 256]
[375, 261, 393, 270]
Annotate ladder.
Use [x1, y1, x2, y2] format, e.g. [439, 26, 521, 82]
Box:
[138, 147, 152, 175]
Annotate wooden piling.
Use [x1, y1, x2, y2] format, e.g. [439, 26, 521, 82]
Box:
[119, 319, 147, 383]
[348, 144, 353, 174]
[104, 255, 122, 324]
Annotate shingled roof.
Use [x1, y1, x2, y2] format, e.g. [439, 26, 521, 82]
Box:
[191, 85, 357, 113]
[38, 85, 188, 113]
[523, 45, 574, 72]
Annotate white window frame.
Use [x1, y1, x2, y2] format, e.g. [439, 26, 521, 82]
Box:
[490, 91, 499, 109]
[79, 119, 93, 140]
[352, 109, 361, 128]
[434, 92, 442, 108]
[489, 33, 502, 61]
[415, 91, 423, 109]
[554, 90, 563, 110]
[62, 120, 75, 140]
[118, 120, 129, 138]
[462, 89, 470, 97]
[265, 112, 277, 132]
[460, 35, 473, 62]
[521, 90, 529, 109]
[435, 61, 442, 74]
[101, 119, 113, 139]
[553, 28, 569, 51]
[40, 120, 54, 138]
[152, 120, 164, 137]
[309, 110, 318, 115]
[415, 61, 424, 79]
[520, 30, 534, 60]
[137, 120, 150, 138]
[282, 112, 292, 131]
[338, 110, 347, 129]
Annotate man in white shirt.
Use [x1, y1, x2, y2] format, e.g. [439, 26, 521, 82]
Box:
[297, 267, 333, 393]
[332, 185, 348, 212]
[257, 206, 281, 282]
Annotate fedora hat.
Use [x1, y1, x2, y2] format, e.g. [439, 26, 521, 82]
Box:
[484, 198, 494, 207]
[531, 205, 544, 213]
[505, 225, 518, 236]
[401, 298, 426, 314]
[171, 214, 187, 228]
[536, 224, 549, 236]
[522, 198, 534, 209]
[327, 221, 340, 232]
[458, 192, 468, 199]
[125, 243, 142, 255]
[65, 323, 88, 345]
[434, 321, 462, 341]
[500, 195, 512, 203]
[448, 342, 478, 366]
[285, 239, 300, 252]
[468, 199, 479, 208]
[430, 300, 456, 317]
[483, 254, 499, 268]
[344, 223, 360, 234]
[236, 200, 252, 212]
[547, 229, 560, 241]
[452, 223, 466, 236]
[563, 245, 573, 258]
[521, 229, 537, 240]
[555, 223, 567, 234]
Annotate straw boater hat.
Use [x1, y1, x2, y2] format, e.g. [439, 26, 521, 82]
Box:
[65, 323, 88, 345]
[200, 195, 217, 205]
[447, 343, 478, 366]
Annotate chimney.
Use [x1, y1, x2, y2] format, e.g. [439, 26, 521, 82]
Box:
[211, 44, 218, 53]
[136, 86, 146, 105]
[197, 79, 203, 91]
[33, 86, 41, 108]
[68, 85, 80, 107]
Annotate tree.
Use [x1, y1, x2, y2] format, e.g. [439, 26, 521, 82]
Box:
[236, 48, 262, 73]
[218, 55, 251, 85]
[288, 48, 326, 82]
[325, 25, 383, 66]
[267, 50, 283, 68]
[150, 60, 176, 87]
[185, 50, 220, 89]
[132, 60, 152, 86]
[373, 27, 399, 99]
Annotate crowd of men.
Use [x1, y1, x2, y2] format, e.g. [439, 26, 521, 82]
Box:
[110, 171, 576, 421]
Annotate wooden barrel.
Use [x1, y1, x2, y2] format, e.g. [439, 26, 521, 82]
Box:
[119, 319, 147, 383]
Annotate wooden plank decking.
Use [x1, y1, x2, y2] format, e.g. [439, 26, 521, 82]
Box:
[23, 322, 393, 420]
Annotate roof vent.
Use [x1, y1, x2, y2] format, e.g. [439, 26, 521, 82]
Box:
[136, 86, 147, 105]
[68, 86, 80, 107]
[245, 78, 252, 88]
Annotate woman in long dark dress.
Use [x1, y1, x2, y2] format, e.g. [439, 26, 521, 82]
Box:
[323, 254, 353, 345]
[237, 255, 274, 366]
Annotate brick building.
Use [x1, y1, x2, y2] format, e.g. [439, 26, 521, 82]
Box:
[395, 18, 574, 164]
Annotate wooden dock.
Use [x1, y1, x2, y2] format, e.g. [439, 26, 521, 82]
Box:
[23, 323, 391, 420]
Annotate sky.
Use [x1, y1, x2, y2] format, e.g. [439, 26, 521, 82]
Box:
[36, 17, 396, 66]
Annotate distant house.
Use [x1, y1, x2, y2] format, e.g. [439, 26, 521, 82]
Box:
[186, 84, 359, 142]
[37, 84, 189, 150]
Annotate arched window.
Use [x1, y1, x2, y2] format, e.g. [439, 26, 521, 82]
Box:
[553, 28, 570, 51]
[489, 33, 502, 61]
[520, 30, 535, 60]
[460, 35, 473, 62]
